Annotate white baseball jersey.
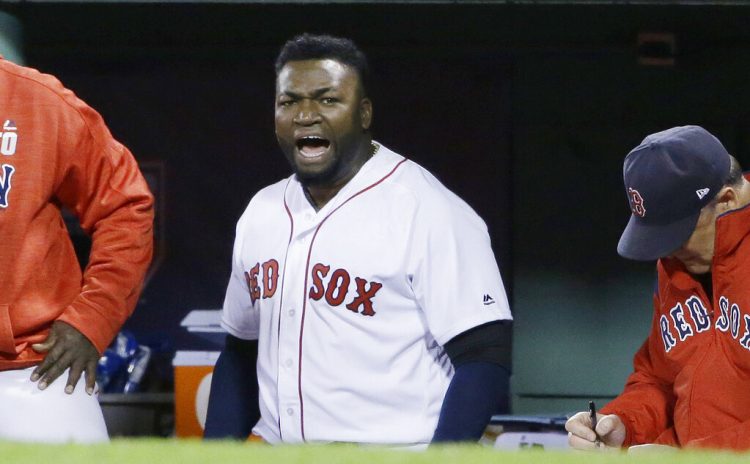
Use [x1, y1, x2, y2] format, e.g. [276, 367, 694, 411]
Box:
[221, 142, 511, 446]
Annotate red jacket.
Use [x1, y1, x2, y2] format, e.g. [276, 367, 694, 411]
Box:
[602, 190, 750, 450]
[0, 58, 154, 370]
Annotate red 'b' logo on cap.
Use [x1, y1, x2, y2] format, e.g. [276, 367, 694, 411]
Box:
[628, 188, 646, 217]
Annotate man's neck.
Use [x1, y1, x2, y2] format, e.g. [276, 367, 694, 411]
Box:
[305, 180, 348, 212]
[304, 140, 376, 211]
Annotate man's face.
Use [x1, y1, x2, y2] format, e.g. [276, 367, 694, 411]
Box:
[670, 203, 720, 275]
[275, 59, 371, 186]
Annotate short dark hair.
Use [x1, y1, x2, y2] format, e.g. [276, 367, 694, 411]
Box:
[725, 154, 744, 188]
[274, 33, 370, 96]
[707, 154, 744, 208]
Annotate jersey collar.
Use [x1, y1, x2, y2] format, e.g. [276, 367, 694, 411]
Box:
[284, 141, 405, 220]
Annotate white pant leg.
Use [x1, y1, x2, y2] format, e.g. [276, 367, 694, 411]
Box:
[0, 366, 109, 443]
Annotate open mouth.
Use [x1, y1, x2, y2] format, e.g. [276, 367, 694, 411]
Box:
[296, 136, 330, 159]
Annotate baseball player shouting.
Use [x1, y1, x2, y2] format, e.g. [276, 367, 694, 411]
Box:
[566, 126, 750, 451]
[205, 34, 512, 447]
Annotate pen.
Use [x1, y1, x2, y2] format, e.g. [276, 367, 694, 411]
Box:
[589, 400, 601, 447]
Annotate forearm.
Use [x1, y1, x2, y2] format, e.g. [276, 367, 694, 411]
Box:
[600, 303, 678, 448]
[59, 211, 153, 352]
[432, 361, 510, 443]
[600, 371, 675, 447]
[431, 320, 512, 443]
[58, 142, 154, 353]
[204, 334, 260, 439]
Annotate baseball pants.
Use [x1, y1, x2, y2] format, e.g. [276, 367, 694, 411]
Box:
[0, 366, 109, 443]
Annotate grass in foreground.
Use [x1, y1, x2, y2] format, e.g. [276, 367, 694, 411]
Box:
[1, 438, 746, 464]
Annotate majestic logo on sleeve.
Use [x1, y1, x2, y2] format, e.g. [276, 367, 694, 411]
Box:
[659, 295, 750, 352]
[628, 188, 646, 217]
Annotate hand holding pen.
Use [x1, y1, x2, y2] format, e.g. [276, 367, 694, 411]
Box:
[565, 401, 628, 450]
[589, 401, 601, 448]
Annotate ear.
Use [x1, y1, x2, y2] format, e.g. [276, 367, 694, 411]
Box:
[715, 185, 740, 212]
[360, 98, 372, 131]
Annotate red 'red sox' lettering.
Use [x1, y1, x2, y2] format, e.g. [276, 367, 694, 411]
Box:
[244, 263, 261, 303]
[247, 259, 383, 316]
[309, 262, 382, 317]
[246, 260, 279, 303]
[346, 278, 382, 316]
[309, 263, 330, 300]
[325, 269, 351, 306]
[262, 259, 279, 298]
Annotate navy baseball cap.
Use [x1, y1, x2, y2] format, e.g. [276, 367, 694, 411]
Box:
[617, 125, 731, 261]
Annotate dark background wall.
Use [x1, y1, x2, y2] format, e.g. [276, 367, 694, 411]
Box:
[7, 2, 750, 411]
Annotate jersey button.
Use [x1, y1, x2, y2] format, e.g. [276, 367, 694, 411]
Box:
[288, 309, 295, 317]
[285, 359, 293, 368]
[286, 408, 294, 416]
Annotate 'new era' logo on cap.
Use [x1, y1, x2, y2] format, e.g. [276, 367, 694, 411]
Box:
[696, 188, 710, 200]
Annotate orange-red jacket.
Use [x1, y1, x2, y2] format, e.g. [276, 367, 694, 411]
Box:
[0, 58, 154, 370]
[602, 189, 750, 450]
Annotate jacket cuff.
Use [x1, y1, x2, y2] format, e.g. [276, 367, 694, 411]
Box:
[57, 300, 121, 354]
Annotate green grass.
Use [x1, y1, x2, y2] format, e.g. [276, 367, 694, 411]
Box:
[0, 439, 747, 464]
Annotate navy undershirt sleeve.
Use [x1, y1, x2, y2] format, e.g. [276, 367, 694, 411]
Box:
[431, 321, 512, 443]
[431, 362, 510, 443]
[203, 334, 260, 439]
